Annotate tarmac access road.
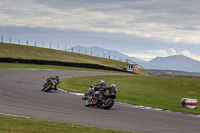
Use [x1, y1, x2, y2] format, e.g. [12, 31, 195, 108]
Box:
[0, 69, 200, 133]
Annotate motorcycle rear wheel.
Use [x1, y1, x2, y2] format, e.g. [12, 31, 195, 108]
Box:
[102, 98, 114, 109]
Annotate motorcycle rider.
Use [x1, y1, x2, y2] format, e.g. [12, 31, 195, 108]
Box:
[90, 84, 117, 105]
[82, 80, 107, 99]
[41, 76, 59, 91]
[53, 76, 59, 90]
[104, 84, 117, 98]
[93, 79, 107, 90]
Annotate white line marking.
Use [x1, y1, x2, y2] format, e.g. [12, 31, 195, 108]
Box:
[0, 112, 30, 118]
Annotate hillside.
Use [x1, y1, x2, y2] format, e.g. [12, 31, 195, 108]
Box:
[65, 46, 146, 63]
[141, 55, 200, 73]
[65, 46, 200, 73]
[0, 42, 129, 71]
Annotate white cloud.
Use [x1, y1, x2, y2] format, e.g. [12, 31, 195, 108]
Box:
[180, 50, 200, 61]
[127, 48, 200, 61]
[126, 53, 156, 61]
[1, 0, 200, 45]
[147, 49, 168, 57]
[168, 48, 177, 55]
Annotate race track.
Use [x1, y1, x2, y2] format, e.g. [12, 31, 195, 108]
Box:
[0, 69, 200, 133]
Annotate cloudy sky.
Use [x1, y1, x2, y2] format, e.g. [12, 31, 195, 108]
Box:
[1, 0, 200, 61]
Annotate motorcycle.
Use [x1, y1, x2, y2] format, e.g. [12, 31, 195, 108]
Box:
[85, 87, 116, 109]
[82, 86, 95, 100]
[41, 76, 59, 92]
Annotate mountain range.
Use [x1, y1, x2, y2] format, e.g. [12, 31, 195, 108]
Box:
[141, 55, 200, 73]
[64, 46, 200, 73]
[65, 46, 146, 63]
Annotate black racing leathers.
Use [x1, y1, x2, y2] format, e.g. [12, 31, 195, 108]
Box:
[103, 86, 117, 98]
[42, 76, 59, 90]
[93, 82, 107, 88]
[86, 82, 107, 95]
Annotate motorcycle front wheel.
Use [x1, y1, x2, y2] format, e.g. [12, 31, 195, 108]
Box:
[85, 99, 92, 107]
[82, 94, 87, 100]
[44, 85, 51, 92]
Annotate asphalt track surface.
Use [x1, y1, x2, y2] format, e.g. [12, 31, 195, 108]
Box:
[0, 69, 200, 133]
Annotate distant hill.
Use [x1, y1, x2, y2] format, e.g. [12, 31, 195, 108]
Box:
[64, 46, 200, 73]
[65, 46, 147, 63]
[141, 55, 200, 73]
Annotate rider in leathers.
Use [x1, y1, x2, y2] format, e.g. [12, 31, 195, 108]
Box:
[82, 80, 107, 99]
[103, 84, 117, 98]
[42, 76, 59, 91]
[90, 84, 117, 105]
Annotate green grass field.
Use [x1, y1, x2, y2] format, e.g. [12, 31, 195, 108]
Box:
[58, 75, 200, 114]
[0, 115, 129, 133]
[0, 63, 131, 74]
[0, 42, 128, 70]
[1, 42, 199, 133]
[0, 63, 132, 133]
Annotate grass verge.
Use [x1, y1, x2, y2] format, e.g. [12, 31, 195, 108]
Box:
[0, 42, 127, 70]
[0, 64, 132, 133]
[0, 42, 148, 75]
[0, 114, 129, 133]
[58, 75, 200, 114]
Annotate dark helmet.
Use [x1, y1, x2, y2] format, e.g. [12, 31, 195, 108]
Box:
[100, 80, 105, 83]
[99, 80, 107, 87]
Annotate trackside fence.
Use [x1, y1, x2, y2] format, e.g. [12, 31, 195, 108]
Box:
[0, 36, 119, 60]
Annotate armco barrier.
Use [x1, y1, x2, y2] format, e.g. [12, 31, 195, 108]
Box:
[0, 58, 127, 72]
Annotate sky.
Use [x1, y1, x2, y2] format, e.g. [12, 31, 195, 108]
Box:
[1, 0, 200, 61]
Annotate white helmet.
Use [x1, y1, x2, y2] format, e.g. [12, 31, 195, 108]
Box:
[111, 84, 116, 87]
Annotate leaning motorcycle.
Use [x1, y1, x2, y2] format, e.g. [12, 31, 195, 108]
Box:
[41, 76, 59, 92]
[85, 88, 116, 109]
[82, 86, 95, 100]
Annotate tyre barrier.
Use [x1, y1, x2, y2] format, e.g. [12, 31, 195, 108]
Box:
[0, 58, 127, 72]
